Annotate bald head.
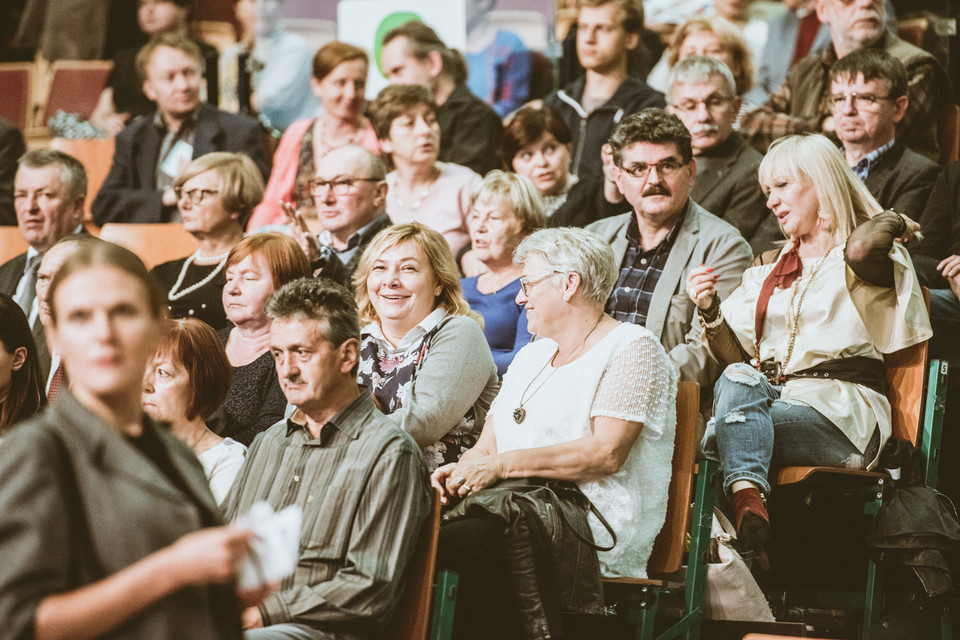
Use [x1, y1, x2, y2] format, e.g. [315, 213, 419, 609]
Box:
[313, 146, 388, 248]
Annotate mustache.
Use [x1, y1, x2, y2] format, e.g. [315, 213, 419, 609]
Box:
[691, 124, 719, 135]
[643, 184, 671, 197]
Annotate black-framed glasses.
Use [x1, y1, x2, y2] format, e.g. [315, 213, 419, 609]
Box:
[519, 271, 564, 295]
[308, 177, 381, 196]
[829, 92, 893, 112]
[174, 187, 219, 204]
[670, 96, 734, 113]
[620, 159, 685, 179]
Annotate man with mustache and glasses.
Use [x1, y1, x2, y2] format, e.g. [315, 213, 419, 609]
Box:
[588, 109, 751, 420]
[740, 0, 948, 162]
[667, 57, 780, 256]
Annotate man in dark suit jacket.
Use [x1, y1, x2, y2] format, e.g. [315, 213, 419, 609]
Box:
[288, 145, 392, 287]
[0, 149, 87, 380]
[830, 49, 939, 219]
[0, 116, 26, 226]
[667, 57, 780, 256]
[92, 33, 269, 225]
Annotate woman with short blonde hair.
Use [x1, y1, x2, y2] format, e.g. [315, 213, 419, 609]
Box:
[354, 223, 498, 471]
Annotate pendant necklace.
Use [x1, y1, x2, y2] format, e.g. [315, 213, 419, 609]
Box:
[513, 313, 604, 424]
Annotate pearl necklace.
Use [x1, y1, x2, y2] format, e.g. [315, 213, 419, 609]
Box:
[394, 167, 440, 210]
[167, 250, 230, 301]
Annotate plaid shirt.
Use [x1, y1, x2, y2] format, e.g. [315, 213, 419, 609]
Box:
[605, 210, 685, 325]
[740, 31, 945, 161]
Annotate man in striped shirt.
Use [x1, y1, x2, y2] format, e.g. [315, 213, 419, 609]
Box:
[223, 277, 430, 639]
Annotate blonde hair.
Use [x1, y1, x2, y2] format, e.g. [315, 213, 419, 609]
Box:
[667, 17, 755, 95]
[758, 134, 883, 245]
[471, 171, 547, 235]
[173, 152, 265, 227]
[353, 223, 482, 326]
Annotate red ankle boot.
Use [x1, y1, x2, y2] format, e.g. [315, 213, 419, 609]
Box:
[731, 487, 771, 552]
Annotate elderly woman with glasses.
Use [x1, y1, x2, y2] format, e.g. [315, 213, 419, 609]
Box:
[432, 227, 677, 640]
[152, 152, 264, 330]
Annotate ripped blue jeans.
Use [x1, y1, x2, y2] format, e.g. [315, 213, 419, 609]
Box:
[702, 363, 877, 495]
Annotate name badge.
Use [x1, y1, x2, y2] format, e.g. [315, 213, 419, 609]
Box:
[160, 139, 194, 179]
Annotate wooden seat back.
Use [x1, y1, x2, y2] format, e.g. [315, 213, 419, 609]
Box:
[50, 137, 116, 221]
[0, 63, 33, 132]
[0, 227, 29, 265]
[939, 104, 960, 165]
[391, 488, 442, 640]
[97, 223, 198, 270]
[41, 61, 113, 126]
[648, 380, 701, 576]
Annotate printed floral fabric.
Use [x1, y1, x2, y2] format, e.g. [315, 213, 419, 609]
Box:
[358, 325, 480, 471]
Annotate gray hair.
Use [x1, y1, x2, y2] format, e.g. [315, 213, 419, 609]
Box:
[322, 144, 388, 181]
[267, 277, 361, 348]
[514, 228, 618, 306]
[668, 55, 738, 100]
[19, 148, 88, 199]
[471, 171, 547, 235]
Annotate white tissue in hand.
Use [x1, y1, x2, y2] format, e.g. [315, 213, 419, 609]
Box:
[236, 501, 302, 590]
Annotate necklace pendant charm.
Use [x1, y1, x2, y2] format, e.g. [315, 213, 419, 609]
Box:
[513, 407, 526, 424]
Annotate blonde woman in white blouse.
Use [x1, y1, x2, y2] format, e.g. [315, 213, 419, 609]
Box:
[431, 227, 677, 640]
[687, 134, 931, 555]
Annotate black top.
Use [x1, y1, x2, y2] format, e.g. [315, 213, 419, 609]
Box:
[437, 83, 503, 176]
[549, 175, 630, 228]
[151, 256, 229, 331]
[208, 327, 286, 446]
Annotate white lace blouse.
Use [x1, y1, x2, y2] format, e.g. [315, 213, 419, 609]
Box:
[492, 322, 677, 579]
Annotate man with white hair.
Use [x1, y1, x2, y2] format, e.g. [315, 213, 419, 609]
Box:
[667, 57, 779, 255]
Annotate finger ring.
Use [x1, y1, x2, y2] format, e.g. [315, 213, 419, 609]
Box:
[462, 484, 473, 493]
[454, 476, 466, 485]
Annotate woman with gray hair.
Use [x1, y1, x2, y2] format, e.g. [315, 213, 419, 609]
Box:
[462, 171, 546, 376]
[433, 227, 678, 639]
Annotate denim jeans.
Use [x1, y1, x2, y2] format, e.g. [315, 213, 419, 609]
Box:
[244, 624, 353, 640]
[702, 363, 877, 495]
[929, 289, 960, 370]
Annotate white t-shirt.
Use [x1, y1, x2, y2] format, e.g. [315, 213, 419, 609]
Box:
[198, 437, 246, 505]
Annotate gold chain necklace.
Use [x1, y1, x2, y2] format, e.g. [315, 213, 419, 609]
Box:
[755, 249, 832, 383]
[513, 314, 604, 424]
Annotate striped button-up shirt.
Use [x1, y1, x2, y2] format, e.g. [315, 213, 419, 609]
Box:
[222, 389, 430, 635]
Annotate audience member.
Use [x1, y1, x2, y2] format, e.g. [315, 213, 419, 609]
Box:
[355, 223, 499, 471]
[688, 134, 930, 553]
[35, 235, 104, 393]
[0, 241, 255, 639]
[223, 277, 430, 637]
[284, 145, 391, 285]
[381, 20, 503, 176]
[213, 233, 310, 445]
[370, 84, 481, 256]
[0, 294, 44, 436]
[830, 49, 939, 219]
[434, 227, 677, 639]
[740, 0, 948, 161]
[143, 318, 245, 505]
[587, 109, 751, 416]
[754, 0, 830, 102]
[91, 0, 219, 136]
[248, 42, 380, 230]
[544, 0, 665, 183]
[712, 0, 768, 62]
[667, 57, 780, 255]
[646, 17, 757, 115]
[0, 150, 87, 358]
[219, 0, 319, 131]
[465, 0, 533, 118]
[462, 171, 544, 376]
[911, 160, 960, 369]
[151, 152, 264, 330]
[0, 117, 26, 226]
[500, 105, 579, 218]
[92, 34, 270, 225]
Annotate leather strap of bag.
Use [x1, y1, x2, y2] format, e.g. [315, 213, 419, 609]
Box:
[543, 480, 617, 552]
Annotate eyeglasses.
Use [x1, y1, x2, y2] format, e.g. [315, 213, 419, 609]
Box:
[519, 271, 564, 295]
[670, 96, 734, 113]
[308, 177, 381, 196]
[829, 92, 893, 112]
[174, 187, 219, 204]
[620, 159, 686, 179]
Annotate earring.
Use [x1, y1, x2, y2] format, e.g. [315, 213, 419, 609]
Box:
[12, 364, 21, 371]
[817, 207, 828, 220]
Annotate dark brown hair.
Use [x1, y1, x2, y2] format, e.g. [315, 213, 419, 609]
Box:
[368, 84, 438, 141]
[500, 105, 573, 170]
[0, 294, 44, 433]
[829, 48, 908, 99]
